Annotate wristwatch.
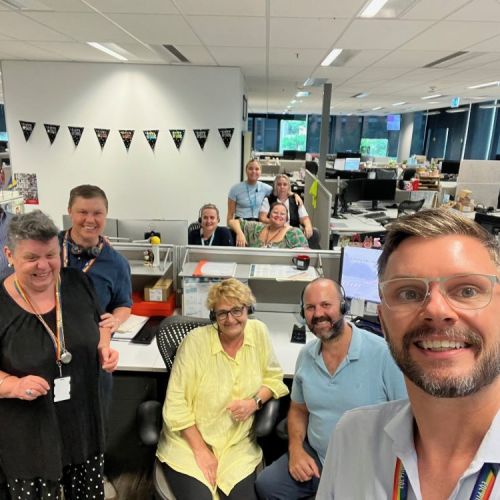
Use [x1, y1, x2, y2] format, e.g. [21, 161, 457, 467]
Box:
[253, 395, 263, 410]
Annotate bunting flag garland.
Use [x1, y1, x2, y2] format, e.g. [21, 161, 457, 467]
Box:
[169, 129, 185, 150]
[44, 124, 60, 145]
[193, 129, 209, 150]
[68, 126, 84, 147]
[20, 121, 36, 142]
[143, 130, 159, 151]
[119, 129, 134, 151]
[218, 128, 234, 148]
[94, 128, 110, 149]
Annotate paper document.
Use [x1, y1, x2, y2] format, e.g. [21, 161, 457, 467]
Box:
[193, 260, 237, 277]
[113, 314, 149, 341]
[249, 264, 317, 281]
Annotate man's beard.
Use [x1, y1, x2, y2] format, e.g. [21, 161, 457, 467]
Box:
[386, 325, 500, 398]
[309, 315, 344, 342]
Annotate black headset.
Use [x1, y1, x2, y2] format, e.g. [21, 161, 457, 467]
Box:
[299, 280, 347, 318]
[198, 203, 220, 224]
[68, 239, 103, 258]
[209, 304, 255, 322]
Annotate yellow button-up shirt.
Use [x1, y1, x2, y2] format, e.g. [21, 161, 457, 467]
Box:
[156, 319, 289, 497]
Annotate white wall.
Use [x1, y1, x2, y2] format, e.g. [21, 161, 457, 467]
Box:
[2, 61, 244, 225]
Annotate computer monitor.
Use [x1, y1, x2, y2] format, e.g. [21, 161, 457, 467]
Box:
[344, 158, 361, 171]
[441, 160, 460, 175]
[336, 151, 361, 159]
[339, 246, 382, 306]
[362, 179, 397, 210]
[282, 150, 305, 160]
[474, 213, 500, 238]
[334, 158, 345, 170]
[328, 169, 368, 180]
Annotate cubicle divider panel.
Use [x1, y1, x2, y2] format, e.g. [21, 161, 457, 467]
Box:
[304, 170, 316, 221]
[304, 170, 332, 249]
[457, 160, 500, 208]
[117, 219, 188, 246]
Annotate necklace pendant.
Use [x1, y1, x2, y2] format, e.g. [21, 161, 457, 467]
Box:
[60, 350, 72, 364]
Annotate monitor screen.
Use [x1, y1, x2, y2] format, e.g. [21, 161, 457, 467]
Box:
[441, 160, 460, 175]
[340, 246, 382, 304]
[341, 179, 364, 204]
[0, 132, 8, 142]
[336, 151, 361, 159]
[362, 179, 397, 201]
[334, 158, 345, 170]
[386, 114, 400, 131]
[344, 158, 360, 171]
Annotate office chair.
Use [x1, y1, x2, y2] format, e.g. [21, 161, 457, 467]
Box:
[307, 227, 321, 250]
[137, 316, 281, 500]
[375, 168, 398, 180]
[187, 221, 201, 234]
[397, 198, 425, 217]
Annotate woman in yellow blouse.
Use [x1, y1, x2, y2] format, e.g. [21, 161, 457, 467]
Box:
[156, 278, 288, 500]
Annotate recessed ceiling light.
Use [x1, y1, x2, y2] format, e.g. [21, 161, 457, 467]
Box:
[352, 92, 369, 99]
[321, 48, 343, 67]
[392, 101, 407, 106]
[372, 106, 383, 111]
[424, 111, 441, 116]
[359, 0, 389, 18]
[446, 107, 468, 113]
[87, 42, 127, 61]
[479, 103, 500, 109]
[421, 94, 442, 100]
[296, 91, 310, 98]
[467, 81, 499, 89]
[427, 101, 441, 104]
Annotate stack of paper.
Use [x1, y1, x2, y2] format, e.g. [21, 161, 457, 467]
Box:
[193, 260, 237, 277]
[112, 314, 149, 342]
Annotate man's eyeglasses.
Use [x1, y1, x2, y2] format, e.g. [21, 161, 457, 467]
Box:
[214, 306, 246, 321]
[379, 274, 499, 312]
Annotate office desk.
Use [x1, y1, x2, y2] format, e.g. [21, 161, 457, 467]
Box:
[112, 311, 313, 378]
[330, 209, 397, 235]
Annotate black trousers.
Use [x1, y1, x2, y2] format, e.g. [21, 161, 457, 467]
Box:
[162, 463, 258, 500]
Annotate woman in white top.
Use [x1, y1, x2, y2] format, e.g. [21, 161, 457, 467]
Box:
[259, 174, 313, 239]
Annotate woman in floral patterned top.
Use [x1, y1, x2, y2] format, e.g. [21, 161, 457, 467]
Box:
[229, 201, 308, 249]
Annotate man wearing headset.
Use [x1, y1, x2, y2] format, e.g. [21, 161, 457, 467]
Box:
[255, 278, 407, 500]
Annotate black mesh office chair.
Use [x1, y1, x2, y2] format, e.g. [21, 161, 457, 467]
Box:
[307, 227, 321, 250]
[187, 221, 201, 234]
[137, 316, 281, 500]
[397, 198, 425, 217]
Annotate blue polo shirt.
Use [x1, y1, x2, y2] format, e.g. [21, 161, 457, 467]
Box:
[228, 181, 272, 219]
[0, 211, 13, 281]
[291, 324, 407, 464]
[59, 231, 132, 313]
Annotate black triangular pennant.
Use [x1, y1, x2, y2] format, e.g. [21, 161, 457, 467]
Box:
[68, 126, 84, 147]
[143, 130, 159, 151]
[218, 128, 234, 148]
[169, 129, 185, 150]
[20, 121, 35, 142]
[119, 130, 134, 151]
[44, 124, 60, 145]
[193, 129, 209, 150]
[94, 128, 110, 149]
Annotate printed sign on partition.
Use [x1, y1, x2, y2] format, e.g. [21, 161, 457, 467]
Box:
[19, 121, 36, 142]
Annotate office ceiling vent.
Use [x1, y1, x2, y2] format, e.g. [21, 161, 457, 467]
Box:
[423, 51, 483, 69]
[303, 78, 329, 87]
[162, 45, 190, 63]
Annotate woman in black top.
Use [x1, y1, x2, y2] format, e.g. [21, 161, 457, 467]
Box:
[0, 211, 118, 499]
[188, 204, 234, 246]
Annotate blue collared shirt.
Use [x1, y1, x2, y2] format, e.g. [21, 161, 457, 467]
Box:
[228, 181, 272, 219]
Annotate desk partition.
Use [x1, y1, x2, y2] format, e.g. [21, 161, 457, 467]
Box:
[304, 170, 332, 250]
[456, 160, 500, 208]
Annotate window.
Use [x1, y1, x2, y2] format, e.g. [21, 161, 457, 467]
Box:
[252, 117, 279, 152]
[332, 116, 362, 153]
[279, 117, 307, 152]
[464, 102, 496, 160]
[360, 115, 400, 159]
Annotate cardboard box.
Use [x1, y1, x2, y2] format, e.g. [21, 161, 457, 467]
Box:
[144, 277, 172, 302]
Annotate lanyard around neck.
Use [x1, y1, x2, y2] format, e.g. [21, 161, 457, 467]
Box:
[201, 230, 215, 246]
[246, 183, 258, 218]
[63, 230, 103, 273]
[14, 275, 67, 365]
[393, 457, 498, 500]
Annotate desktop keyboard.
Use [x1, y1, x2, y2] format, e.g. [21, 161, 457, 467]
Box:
[363, 211, 387, 219]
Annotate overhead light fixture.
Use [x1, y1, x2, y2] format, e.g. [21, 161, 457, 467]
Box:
[87, 42, 127, 61]
[296, 91, 310, 97]
[421, 94, 442, 100]
[479, 103, 500, 109]
[424, 111, 441, 116]
[446, 107, 468, 113]
[303, 77, 329, 87]
[352, 92, 369, 99]
[321, 48, 343, 67]
[372, 106, 383, 111]
[290, 100, 297, 104]
[467, 81, 500, 90]
[359, 0, 389, 18]
[427, 101, 441, 104]
[392, 101, 407, 106]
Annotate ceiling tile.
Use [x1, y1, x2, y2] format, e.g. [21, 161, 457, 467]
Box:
[24, 12, 137, 43]
[86, 0, 179, 14]
[171, 45, 217, 65]
[25, 0, 94, 11]
[108, 14, 201, 45]
[269, 48, 327, 66]
[178, 0, 265, 16]
[0, 40, 65, 59]
[186, 16, 266, 47]
[335, 19, 431, 50]
[402, 0, 470, 19]
[0, 12, 69, 41]
[270, 0, 366, 18]
[468, 33, 500, 51]
[371, 50, 452, 68]
[268, 64, 316, 80]
[270, 18, 350, 49]
[209, 46, 265, 66]
[448, 0, 500, 21]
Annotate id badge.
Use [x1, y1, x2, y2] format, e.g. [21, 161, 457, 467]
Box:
[54, 376, 71, 402]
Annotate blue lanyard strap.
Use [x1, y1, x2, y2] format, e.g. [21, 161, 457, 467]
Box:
[246, 183, 258, 218]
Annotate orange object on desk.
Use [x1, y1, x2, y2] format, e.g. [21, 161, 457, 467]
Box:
[131, 291, 175, 317]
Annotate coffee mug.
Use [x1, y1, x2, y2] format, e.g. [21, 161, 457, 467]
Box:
[292, 255, 310, 271]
